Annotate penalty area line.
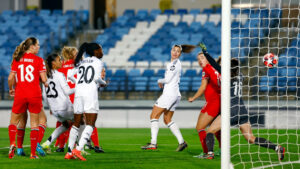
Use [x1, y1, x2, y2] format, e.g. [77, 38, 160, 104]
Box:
[251, 160, 300, 169]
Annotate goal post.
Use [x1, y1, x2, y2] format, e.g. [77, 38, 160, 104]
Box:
[223, 0, 300, 168]
[221, 0, 231, 169]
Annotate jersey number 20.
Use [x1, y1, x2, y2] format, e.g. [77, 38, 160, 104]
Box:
[78, 66, 95, 84]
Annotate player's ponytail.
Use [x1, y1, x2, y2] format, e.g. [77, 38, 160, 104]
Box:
[74, 42, 101, 67]
[13, 37, 38, 61]
[46, 53, 59, 78]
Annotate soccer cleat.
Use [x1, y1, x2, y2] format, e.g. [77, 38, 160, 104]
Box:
[85, 144, 94, 150]
[214, 149, 221, 156]
[30, 154, 39, 159]
[94, 146, 104, 153]
[55, 148, 65, 153]
[8, 144, 16, 159]
[193, 152, 208, 159]
[72, 149, 86, 161]
[64, 153, 75, 160]
[176, 141, 188, 152]
[141, 143, 157, 150]
[277, 146, 285, 161]
[17, 148, 26, 156]
[205, 152, 215, 159]
[36, 143, 46, 156]
[41, 142, 51, 154]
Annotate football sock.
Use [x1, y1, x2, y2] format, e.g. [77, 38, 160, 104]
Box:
[60, 127, 71, 148]
[37, 124, 46, 143]
[206, 133, 215, 153]
[8, 124, 17, 146]
[254, 137, 277, 150]
[77, 125, 94, 151]
[150, 119, 159, 145]
[198, 129, 208, 153]
[215, 130, 221, 148]
[54, 121, 62, 147]
[17, 128, 25, 148]
[77, 125, 85, 141]
[45, 125, 68, 145]
[167, 121, 184, 144]
[68, 126, 79, 153]
[30, 128, 39, 156]
[91, 127, 99, 147]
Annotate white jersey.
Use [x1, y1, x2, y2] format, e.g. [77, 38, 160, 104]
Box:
[42, 70, 74, 112]
[70, 56, 105, 98]
[158, 59, 181, 97]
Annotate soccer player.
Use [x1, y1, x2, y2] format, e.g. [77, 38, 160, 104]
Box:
[41, 53, 75, 153]
[141, 45, 187, 152]
[54, 46, 78, 152]
[8, 37, 48, 159]
[65, 42, 106, 160]
[204, 58, 285, 160]
[188, 51, 221, 158]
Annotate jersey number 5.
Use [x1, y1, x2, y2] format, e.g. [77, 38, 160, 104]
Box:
[46, 81, 58, 98]
[78, 66, 95, 84]
[18, 64, 34, 82]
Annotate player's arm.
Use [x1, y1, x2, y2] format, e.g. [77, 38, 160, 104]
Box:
[200, 43, 221, 74]
[59, 74, 75, 95]
[8, 72, 16, 96]
[95, 62, 107, 86]
[188, 78, 208, 102]
[67, 68, 77, 83]
[42, 85, 49, 106]
[40, 72, 48, 87]
[157, 65, 177, 84]
[94, 77, 107, 85]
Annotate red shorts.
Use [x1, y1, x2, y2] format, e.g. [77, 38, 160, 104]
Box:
[12, 97, 42, 114]
[201, 99, 220, 118]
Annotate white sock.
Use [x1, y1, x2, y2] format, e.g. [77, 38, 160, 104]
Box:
[47, 125, 68, 145]
[77, 124, 85, 142]
[67, 126, 79, 153]
[168, 121, 184, 144]
[150, 119, 159, 145]
[77, 125, 94, 151]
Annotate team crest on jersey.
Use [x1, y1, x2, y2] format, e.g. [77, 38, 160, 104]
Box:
[202, 71, 205, 77]
[170, 65, 175, 71]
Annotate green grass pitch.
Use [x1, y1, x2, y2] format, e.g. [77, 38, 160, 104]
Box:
[0, 128, 299, 169]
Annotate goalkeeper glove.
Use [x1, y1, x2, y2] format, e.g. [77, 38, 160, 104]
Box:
[199, 42, 207, 52]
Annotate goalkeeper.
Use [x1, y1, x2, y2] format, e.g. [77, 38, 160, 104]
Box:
[198, 43, 285, 161]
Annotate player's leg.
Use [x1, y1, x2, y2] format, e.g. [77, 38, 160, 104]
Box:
[36, 108, 46, 156]
[195, 112, 215, 158]
[55, 121, 63, 148]
[141, 105, 165, 150]
[163, 110, 187, 151]
[42, 119, 69, 151]
[29, 112, 40, 159]
[8, 112, 24, 158]
[17, 112, 27, 156]
[91, 126, 104, 153]
[240, 122, 285, 160]
[205, 115, 221, 159]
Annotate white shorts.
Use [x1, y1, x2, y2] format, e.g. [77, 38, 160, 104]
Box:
[73, 96, 99, 114]
[154, 95, 181, 111]
[52, 110, 74, 122]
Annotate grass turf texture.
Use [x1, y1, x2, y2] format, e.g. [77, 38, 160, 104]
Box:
[0, 128, 299, 169]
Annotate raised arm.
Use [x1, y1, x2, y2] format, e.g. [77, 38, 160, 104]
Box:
[200, 43, 221, 74]
[59, 73, 75, 95]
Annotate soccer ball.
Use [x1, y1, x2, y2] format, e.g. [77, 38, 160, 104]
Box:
[263, 53, 278, 68]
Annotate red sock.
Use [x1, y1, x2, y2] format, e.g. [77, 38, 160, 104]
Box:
[63, 128, 71, 146]
[91, 127, 99, 147]
[58, 130, 68, 149]
[8, 124, 17, 146]
[38, 124, 46, 143]
[17, 128, 25, 148]
[198, 129, 208, 153]
[30, 128, 39, 156]
[55, 122, 62, 147]
[215, 130, 221, 148]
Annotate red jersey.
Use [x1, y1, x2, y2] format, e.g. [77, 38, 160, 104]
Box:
[202, 64, 221, 101]
[58, 59, 75, 103]
[11, 53, 46, 98]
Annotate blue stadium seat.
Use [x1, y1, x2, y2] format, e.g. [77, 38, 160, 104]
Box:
[190, 9, 201, 15]
[184, 69, 197, 77]
[114, 69, 127, 77]
[177, 9, 188, 15]
[164, 9, 175, 15]
[123, 9, 135, 17]
[150, 9, 161, 18]
[142, 69, 155, 77]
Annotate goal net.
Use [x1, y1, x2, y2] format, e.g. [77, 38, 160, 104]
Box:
[227, 0, 300, 168]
